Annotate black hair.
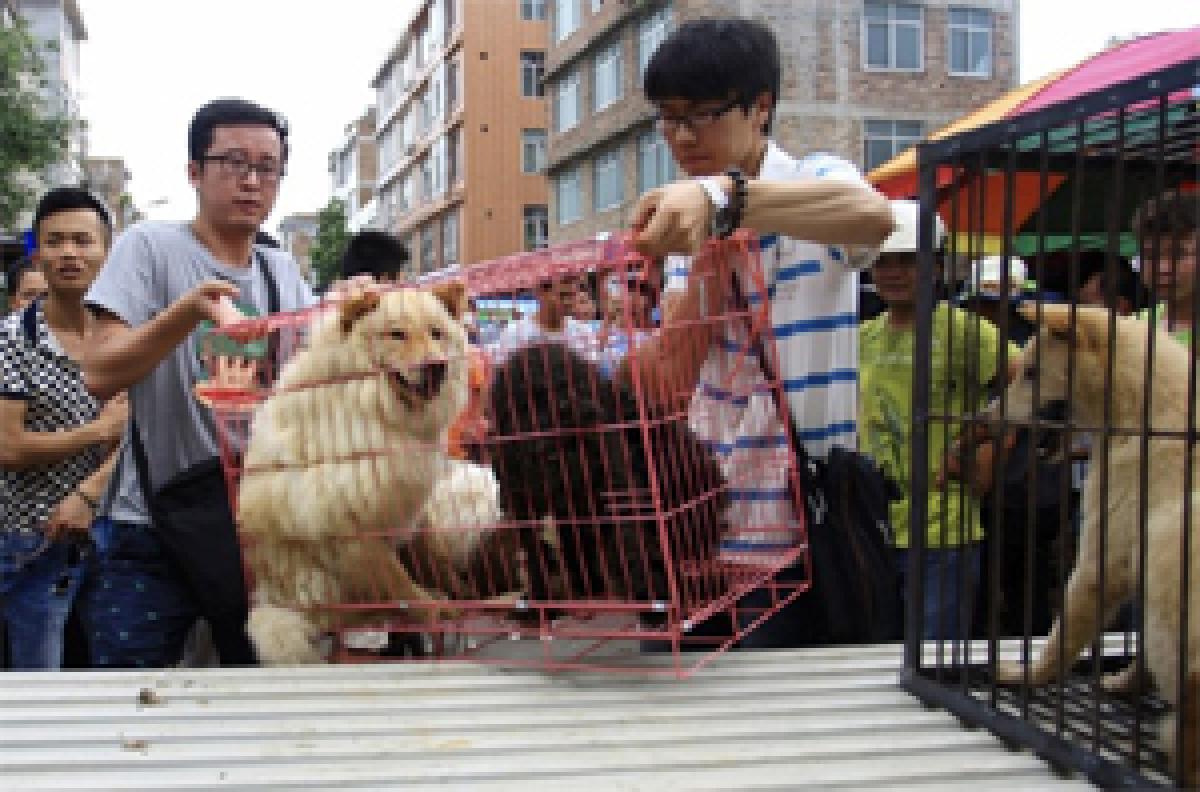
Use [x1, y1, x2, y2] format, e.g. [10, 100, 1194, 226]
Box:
[643, 17, 781, 134]
[32, 186, 113, 241]
[5, 256, 38, 294]
[1133, 189, 1199, 239]
[188, 98, 290, 163]
[339, 230, 409, 279]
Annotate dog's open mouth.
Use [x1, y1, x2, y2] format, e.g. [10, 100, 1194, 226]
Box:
[389, 360, 448, 404]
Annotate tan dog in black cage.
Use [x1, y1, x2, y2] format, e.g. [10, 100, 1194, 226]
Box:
[992, 303, 1198, 784]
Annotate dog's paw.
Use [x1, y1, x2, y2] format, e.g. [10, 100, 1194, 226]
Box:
[995, 659, 1052, 686]
[1102, 662, 1149, 695]
[247, 605, 325, 666]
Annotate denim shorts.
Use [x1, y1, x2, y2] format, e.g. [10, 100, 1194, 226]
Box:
[0, 531, 90, 670]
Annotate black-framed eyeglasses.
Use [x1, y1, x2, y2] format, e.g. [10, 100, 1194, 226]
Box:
[199, 153, 285, 184]
[653, 98, 741, 135]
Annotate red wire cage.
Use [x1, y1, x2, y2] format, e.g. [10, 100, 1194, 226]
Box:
[206, 233, 811, 676]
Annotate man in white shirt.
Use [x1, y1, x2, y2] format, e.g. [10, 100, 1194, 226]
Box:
[622, 18, 893, 648]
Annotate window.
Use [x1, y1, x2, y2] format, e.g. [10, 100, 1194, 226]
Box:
[592, 40, 623, 112]
[591, 0, 603, 12]
[446, 57, 460, 112]
[521, 51, 545, 98]
[637, 129, 676, 192]
[637, 7, 671, 76]
[555, 165, 582, 225]
[431, 135, 447, 198]
[863, 2, 922, 71]
[523, 205, 549, 250]
[554, 0, 581, 42]
[948, 7, 992, 77]
[428, 63, 445, 126]
[521, 0, 546, 21]
[864, 119, 923, 170]
[593, 148, 623, 211]
[442, 209, 459, 267]
[399, 175, 413, 212]
[522, 129, 547, 173]
[420, 224, 437, 272]
[554, 70, 581, 132]
[419, 155, 434, 200]
[447, 127, 461, 185]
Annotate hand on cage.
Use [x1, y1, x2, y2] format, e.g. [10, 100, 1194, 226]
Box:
[631, 181, 715, 257]
[326, 275, 384, 301]
[181, 279, 243, 326]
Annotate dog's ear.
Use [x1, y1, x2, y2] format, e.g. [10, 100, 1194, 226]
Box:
[338, 290, 381, 333]
[1034, 303, 1112, 349]
[431, 281, 467, 320]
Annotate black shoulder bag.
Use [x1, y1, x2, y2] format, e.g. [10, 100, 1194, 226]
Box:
[127, 251, 279, 665]
[732, 273, 903, 645]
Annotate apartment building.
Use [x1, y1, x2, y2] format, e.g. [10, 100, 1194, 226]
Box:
[81, 156, 136, 231]
[371, 0, 550, 274]
[278, 212, 320, 282]
[15, 0, 88, 188]
[329, 107, 380, 232]
[544, 0, 1019, 243]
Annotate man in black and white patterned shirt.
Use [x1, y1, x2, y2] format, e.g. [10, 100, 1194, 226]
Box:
[0, 188, 127, 669]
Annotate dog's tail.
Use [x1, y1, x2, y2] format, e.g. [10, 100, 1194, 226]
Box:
[246, 603, 325, 666]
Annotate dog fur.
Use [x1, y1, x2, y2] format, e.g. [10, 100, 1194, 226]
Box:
[483, 341, 726, 625]
[238, 284, 469, 665]
[401, 457, 521, 600]
[993, 304, 1198, 784]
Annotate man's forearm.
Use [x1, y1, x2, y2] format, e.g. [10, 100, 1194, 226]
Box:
[76, 446, 120, 502]
[0, 424, 103, 469]
[740, 178, 894, 246]
[85, 299, 200, 399]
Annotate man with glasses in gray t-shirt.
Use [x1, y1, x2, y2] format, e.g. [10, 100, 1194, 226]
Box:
[79, 98, 314, 668]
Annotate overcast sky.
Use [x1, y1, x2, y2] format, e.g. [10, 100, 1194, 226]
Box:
[74, 0, 1199, 234]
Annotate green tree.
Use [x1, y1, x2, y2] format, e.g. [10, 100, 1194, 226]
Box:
[309, 198, 350, 289]
[0, 19, 70, 230]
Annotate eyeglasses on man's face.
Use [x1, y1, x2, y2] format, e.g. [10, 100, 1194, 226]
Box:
[653, 98, 741, 135]
[200, 151, 285, 185]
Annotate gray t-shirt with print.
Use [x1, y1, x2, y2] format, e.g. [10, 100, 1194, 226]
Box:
[85, 221, 315, 525]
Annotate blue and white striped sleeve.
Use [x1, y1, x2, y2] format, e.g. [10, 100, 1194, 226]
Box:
[662, 254, 692, 294]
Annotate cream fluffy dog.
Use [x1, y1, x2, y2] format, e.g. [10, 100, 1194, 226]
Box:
[238, 284, 469, 665]
[993, 304, 1198, 784]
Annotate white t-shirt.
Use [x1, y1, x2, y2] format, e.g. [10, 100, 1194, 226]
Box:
[486, 315, 600, 364]
[664, 142, 877, 562]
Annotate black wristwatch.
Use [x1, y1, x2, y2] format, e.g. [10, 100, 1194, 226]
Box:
[713, 168, 747, 239]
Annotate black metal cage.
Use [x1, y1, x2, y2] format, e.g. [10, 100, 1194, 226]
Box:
[902, 59, 1200, 788]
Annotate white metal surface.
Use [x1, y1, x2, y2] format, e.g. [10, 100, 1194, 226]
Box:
[1, 643, 1093, 791]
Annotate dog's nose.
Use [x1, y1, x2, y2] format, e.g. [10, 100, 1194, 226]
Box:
[420, 360, 447, 396]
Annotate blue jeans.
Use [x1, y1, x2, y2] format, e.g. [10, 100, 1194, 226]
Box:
[894, 544, 982, 641]
[76, 519, 198, 668]
[0, 531, 89, 669]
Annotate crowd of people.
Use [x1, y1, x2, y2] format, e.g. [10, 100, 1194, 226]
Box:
[3, 15, 1196, 671]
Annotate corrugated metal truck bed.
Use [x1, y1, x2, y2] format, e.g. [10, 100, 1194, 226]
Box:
[1, 643, 1092, 790]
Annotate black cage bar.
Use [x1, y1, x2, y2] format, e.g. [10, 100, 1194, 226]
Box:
[902, 59, 1200, 788]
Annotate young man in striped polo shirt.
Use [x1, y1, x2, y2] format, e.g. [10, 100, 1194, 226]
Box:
[623, 18, 893, 647]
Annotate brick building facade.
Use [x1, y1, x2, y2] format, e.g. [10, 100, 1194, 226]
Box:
[544, 0, 1019, 244]
[370, 0, 550, 274]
